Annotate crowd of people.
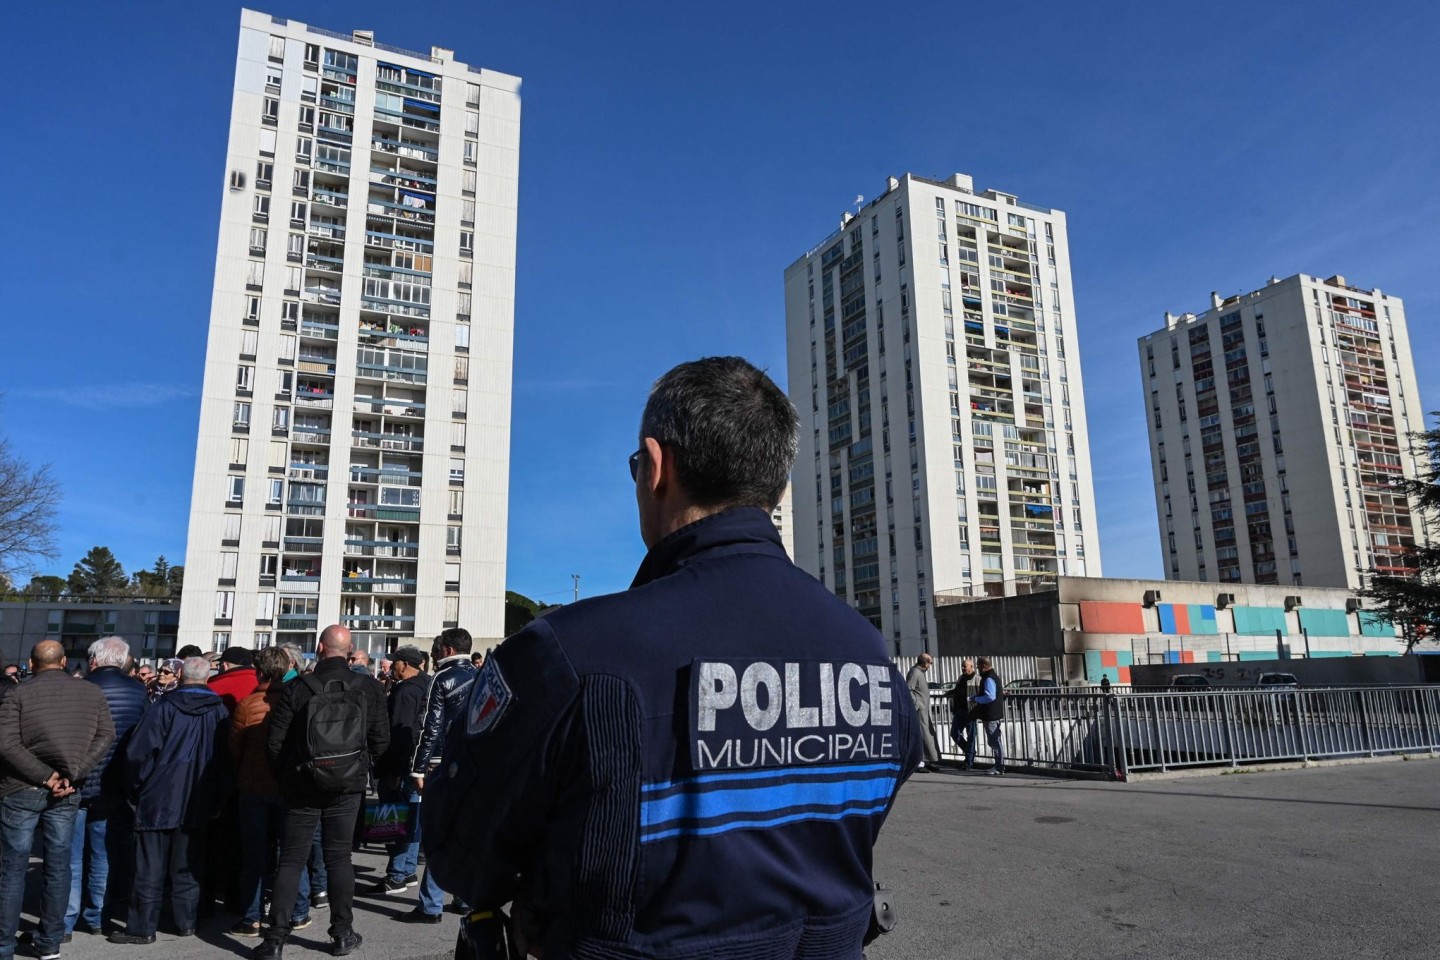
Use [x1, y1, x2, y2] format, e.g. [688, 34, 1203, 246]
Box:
[0, 624, 484, 960]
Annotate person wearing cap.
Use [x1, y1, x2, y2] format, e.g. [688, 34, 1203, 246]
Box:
[209, 647, 260, 715]
[149, 659, 183, 703]
[367, 647, 441, 920]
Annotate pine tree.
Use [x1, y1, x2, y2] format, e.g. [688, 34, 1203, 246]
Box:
[67, 546, 129, 597]
[1361, 413, 1440, 652]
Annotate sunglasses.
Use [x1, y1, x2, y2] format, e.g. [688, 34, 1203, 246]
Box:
[159, 669, 175, 676]
[628, 449, 643, 481]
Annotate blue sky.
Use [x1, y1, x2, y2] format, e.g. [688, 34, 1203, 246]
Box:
[3, 0, 1437, 605]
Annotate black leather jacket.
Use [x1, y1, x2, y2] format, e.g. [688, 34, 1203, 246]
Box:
[411, 655, 476, 777]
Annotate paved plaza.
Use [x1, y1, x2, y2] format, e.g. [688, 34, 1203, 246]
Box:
[13, 758, 1438, 960]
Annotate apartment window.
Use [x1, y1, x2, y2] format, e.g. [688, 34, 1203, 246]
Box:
[272, 405, 290, 431]
[454, 324, 470, 352]
[449, 458, 465, 482]
[304, 43, 319, 68]
[215, 591, 235, 621]
[465, 111, 480, 136]
[281, 300, 299, 322]
[466, 82, 481, 108]
[444, 595, 460, 624]
[233, 401, 252, 427]
[446, 525, 462, 552]
[222, 514, 242, 542]
[246, 261, 265, 288]
[259, 554, 277, 581]
[290, 201, 307, 226]
[284, 266, 302, 293]
[459, 231, 474, 256]
[457, 261, 473, 288]
[298, 105, 315, 130]
[267, 35, 285, 61]
[261, 97, 279, 125]
[248, 228, 267, 255]
[263, 515, 281, 544]
[268, 440, 287, 470]
[253, 195, 270, 221]
[445, 563, 461, 590]
[450, 421, 466, 449]
[462, 169, 477, 195]
[286, 233, 304, 260]
[240, 330, 258, 357]
[267, 479, 284, 505]
[454, 356, 469, 382]
[254, 162, 273, 188]
[460, 200, 476, 226]
[278, 335, 296, 361]
[220, 552, 239, 582]
[456, 292, 472, 318]
[452, 388, 468, 415]
[300, 75, 317, 103]
[448, 489, 464, 517]
[244, 296, 261, 323]
[229, 437, 248, 465]
[258, 129, 277, 156]
[463, 140, 477, 165]
[237, 364, 257, 395]
[226, 476, 245, 503]
[296, 137, 313, 164]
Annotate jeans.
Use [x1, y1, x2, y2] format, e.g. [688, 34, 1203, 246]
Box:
[266, 794, 361, 943]
[985, 720, 1006, 772]
[952, 714, 979, 768]
[130, 827, 203, 937]
[238, 795, 309, 925]
[378, 785, 443, 916]
[0, 788, 79, 960]
[64, 804, 130, 933]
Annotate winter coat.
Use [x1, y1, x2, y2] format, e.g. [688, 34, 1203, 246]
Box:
[80, 666, 149, 812]
[126, 684, 231, 831]
[0, 670, 114, 800]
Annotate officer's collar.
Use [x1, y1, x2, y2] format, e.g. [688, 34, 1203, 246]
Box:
[630, 506, 785, 589]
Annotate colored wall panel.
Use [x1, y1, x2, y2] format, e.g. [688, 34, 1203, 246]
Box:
[1232, 606, 1288, 636]
[1157, 604, 1177, 633]
[1189, 605, 1219, 635]
[1359, 612, 1396, 638]
[1299, 608, 1350, 638]
[1238, 650, 1277, 660]
[1079, 601, 1147, 634]
[1312, 650, 1351, 658]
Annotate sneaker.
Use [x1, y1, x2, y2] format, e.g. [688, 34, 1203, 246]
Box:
[311, 891, 329, 910]
[21, 932, 72, 947]
[403, 873, 419, 886]
[447, 901, 469, 915]
[987, 768, 1004, 776]
[366, 878, 409, 896]
[231, 921, 262, 938]
[291, 916, 313, 931]
[398, 908, 443, 924]
[915, 762, 927, 771]
[108, 932, 157, 945]
[331, 931, 363, 956]
[252, 940, 284, 960]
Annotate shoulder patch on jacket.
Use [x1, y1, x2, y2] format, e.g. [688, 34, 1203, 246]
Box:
[465, 657, 513, 736]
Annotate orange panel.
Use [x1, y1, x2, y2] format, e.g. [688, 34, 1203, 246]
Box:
[1100, 650, 1118, 667]
[1118, 666, 1132, 683]
[1079, 601, 1147, 634]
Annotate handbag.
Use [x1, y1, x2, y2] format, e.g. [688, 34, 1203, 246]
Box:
[359, 796, 416, 843]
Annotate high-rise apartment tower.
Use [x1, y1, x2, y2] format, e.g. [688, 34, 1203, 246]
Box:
[180, 9, 520, 653]
[1138, 274, 1427, 589]
[784, 173, 1102, 655]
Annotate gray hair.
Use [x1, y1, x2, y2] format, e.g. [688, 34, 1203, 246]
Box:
[280, 642, 304, 668]
[639, 357, 797, 511]
[88, 636, 131, 669]
[180, 657, 211, 683]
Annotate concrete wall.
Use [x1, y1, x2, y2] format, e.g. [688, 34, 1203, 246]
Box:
[1129, 655, 1425, 688]
[936, 592, 1061, 657]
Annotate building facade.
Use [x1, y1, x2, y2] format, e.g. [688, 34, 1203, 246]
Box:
[934, 576, 1406, 686]
[0, 599, 180, 667]
[785, 173, 1102, 656]
[1138, 275, 1426, 590]
[180, 9, 520, 654]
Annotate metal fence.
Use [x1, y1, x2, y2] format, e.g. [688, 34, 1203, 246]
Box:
[924, 686, 1440, 779]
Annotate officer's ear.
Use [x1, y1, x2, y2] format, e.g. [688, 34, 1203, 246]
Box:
[640, 437, 668, 497]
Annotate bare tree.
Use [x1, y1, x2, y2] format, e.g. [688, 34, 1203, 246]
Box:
[0, 435, 61, 581]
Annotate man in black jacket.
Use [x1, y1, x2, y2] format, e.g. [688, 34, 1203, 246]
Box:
[368, 646, 443, 920]
[66, 637, 148, 937]
[0, 641, 115, 960]
[110, 657, 230, 945]
[257, 626, 387, 960]
[409, 627, 476, 792]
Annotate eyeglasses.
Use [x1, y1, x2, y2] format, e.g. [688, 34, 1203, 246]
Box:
[628, 449, 643, 481]
[159, 669, 175, 676]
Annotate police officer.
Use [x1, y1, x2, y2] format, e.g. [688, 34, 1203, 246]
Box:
[424, 356, 923, 960]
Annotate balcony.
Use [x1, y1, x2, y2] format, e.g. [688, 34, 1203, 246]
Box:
[291, 428, 332, 446]
[346, 502, 421, 522]
[300, 319, 339, 341]
[340, 576, 418, 595]
[343, 538, 419, 558]
[350, 430, 423, 452]
[354, 361, 427, 385]
[371, 136, 438, 162]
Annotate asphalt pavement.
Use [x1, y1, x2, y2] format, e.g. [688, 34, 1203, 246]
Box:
[868, 757, 1440, 960]
[15, 757, 1438, 960]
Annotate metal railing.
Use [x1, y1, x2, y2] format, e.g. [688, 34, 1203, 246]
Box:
[925, 686, 1440, 779]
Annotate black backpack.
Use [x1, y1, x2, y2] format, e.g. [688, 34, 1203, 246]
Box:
[296, 673, 368, 792]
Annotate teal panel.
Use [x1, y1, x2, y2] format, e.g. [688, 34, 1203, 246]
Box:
[1311, 650, 1350, 658]
[1189, 604, 1220, 635]
[1084, 650, 1103, 681]
[1118, 651, 1134, 666]
[1207, 651, 1225, 662]
[1363, 651, 1399, 657]
[1233, 606, 1288, 636]
[1238, 650, 1275, 661]
[1299, 608, 1350, 638]
[1359, 612, 1396, 638]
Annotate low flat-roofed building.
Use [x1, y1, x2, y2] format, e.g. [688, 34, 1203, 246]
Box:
[0, 598, 180, 667]
[936, 576, 1410, 685]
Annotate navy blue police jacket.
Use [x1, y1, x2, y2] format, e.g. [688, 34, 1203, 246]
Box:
[423, 507, 923, 960]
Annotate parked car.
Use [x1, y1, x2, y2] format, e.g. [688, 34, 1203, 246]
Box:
[1255, 672, 1300, 689]
[1169, 675, 1211, 689]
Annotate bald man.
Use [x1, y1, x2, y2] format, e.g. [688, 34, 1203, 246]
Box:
[258, 626, 387, 959]
[0, 642, 115, 960]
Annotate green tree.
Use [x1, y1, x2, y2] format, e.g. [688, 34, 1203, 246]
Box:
[504, 590, 544, 637]
[1361, 412, 1440, 652]
[0, 433, 61, 582]
[167, 563, 184, 596]
[67, 546, 129, 597]
[133, 555, 180, 598]
[24, 574, 66, 600]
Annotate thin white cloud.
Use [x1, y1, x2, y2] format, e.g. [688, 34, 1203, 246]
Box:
[20, 382, 197, 410]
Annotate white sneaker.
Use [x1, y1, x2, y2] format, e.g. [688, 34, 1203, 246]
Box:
[915, 762, 928, 771]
